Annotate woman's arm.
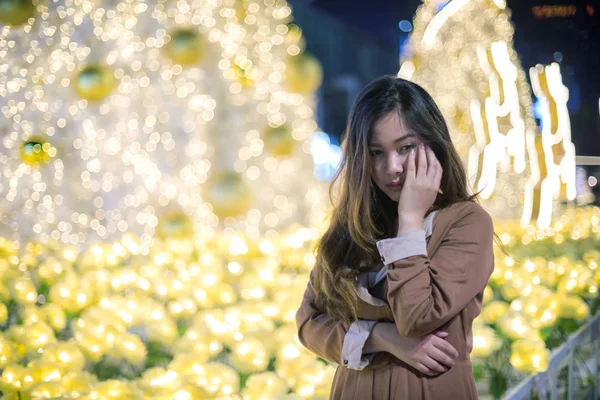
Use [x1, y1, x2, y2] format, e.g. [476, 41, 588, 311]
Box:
[381, 202, 495, 338]
[295, 269, 352, 365]
[365, 322, 458, 375]
[296, 269, 459, 373]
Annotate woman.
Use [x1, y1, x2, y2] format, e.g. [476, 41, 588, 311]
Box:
[296, 76, 495, 399]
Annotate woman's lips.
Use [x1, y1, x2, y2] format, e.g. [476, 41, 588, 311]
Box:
[386, 182, 403, 191]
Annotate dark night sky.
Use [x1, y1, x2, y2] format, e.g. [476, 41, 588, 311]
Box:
[291, 0, 600, 156]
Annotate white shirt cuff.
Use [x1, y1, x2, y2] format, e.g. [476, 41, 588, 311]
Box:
[341, 320, 377, 370]
[376, 230, 427, 266]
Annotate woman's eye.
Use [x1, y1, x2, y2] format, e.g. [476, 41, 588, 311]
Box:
[399, 144, 416, 153]
[370, 150, 383, 156]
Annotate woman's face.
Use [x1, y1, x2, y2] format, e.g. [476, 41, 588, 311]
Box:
[368, 112, 424, 202]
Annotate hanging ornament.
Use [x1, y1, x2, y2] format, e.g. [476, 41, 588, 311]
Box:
[20, 136, 55, 167]
[284, 23, 303, 45]
[234, 0, 250, 21]
[232, 64, 256, 88]
[263, 125, 296, 156]
[204, 172, 252, 218]
[74, 65, 115, 102]
[0, 0, 35, 26]
[285, 52, 323, 95]
[157, 211, 194, 239]
[165, 29, 205, 66]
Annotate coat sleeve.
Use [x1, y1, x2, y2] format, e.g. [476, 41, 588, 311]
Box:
[378, 202, 495, 338]
[295, 269, 377, 369]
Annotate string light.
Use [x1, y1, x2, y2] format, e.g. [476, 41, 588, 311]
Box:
[0, 0, 327, 253]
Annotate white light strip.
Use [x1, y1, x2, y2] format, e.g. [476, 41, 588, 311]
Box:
[529, 63, 577, 228]
[422, 0, 472, 50]
[470, 41, 530, 204]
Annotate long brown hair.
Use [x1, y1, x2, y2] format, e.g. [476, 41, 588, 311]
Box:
[313, 75, 478, 323]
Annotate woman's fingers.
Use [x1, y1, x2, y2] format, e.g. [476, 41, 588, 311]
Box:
[407, 148, 417, 179]
[414, 362, 434, 376]
[427, 346, 455, 368]
[434, 336, 459, 358]
[425, 146, 443, 187]
[417, 145, 427, 178]
[425, 146, 437, 176]
[420, 356, 448, 374]
[433, 331, 448, 338]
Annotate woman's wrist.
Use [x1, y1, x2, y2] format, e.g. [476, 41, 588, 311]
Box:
[396, 214, 424, 236]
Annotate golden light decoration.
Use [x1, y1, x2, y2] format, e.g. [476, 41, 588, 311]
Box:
[10, 277, 37, 305]
[23, 359, 63, 390]
[0, 0, 35, 25]
[147, 316, 178, 345]
[285, 52, 323, 95]
[230, 337, 269, 374]
[0, 304, 7, 325]
[194, 362, 240, 397]
[204, 172, 253, 219]
[42, 304, 65, 331]
[509, 339, 550, 374]
[482, 286, 494, 305]
[61, 371, 98, 395]
[497, 311, 539, 341]
[73, 65, 116, 102]
[472, 323, 502, 359]
[263, 125, 297, 156]
[20, 305, 45, 325]
[241, 371, 288, 399]
[0, 364, 27, 392]
[480, 300, 509, 325]
[0, 336, 18, 369]
[0, 211, 594, 398]
[29, 381, 64, 398]
[511, 291, 557, 327]
[165, 28, 206, 66]
[41, 341, 86, 373]
[87, 379, 140, 399]
[20, 136, 56, 167]
[137, 367, 183, 395]
[557, 294, 590, 321]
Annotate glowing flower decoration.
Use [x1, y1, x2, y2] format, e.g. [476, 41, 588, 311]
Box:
[510, 339, 550, 374]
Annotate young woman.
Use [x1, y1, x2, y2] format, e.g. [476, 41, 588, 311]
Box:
[296, 76, 495, 399]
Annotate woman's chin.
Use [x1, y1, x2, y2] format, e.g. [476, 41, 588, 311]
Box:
[384, 190, 401, 202]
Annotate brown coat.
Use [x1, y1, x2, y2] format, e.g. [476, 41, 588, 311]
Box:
[296, 201, 495, 399]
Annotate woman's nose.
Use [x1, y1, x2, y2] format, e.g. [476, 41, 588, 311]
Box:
[385, 154, 404, 175]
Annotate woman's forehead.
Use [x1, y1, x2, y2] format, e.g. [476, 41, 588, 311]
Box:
[369, 113, 421, 145]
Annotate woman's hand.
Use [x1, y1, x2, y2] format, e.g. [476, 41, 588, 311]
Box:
[401, 331, 458, 376]
[396, 145, 443, 236]
[365, 322, 458, 376]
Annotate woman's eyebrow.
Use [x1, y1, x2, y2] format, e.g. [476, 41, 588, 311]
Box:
[369, 133, 417, 147]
